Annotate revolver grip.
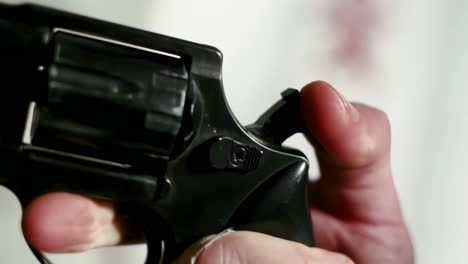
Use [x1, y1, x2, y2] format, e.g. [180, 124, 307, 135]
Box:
[227, 160, 315, 247]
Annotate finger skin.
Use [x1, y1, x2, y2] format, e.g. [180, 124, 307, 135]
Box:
[176, 231, 354, 264]
[22, 192, 124, 252]
[300, 81, 414, 263]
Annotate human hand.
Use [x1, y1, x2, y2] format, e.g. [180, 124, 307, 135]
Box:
[21, 81, 414, 263]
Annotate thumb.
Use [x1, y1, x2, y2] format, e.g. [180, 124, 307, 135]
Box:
[175, 231, 354, 264]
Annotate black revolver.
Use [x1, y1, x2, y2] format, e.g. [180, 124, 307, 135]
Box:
[0, 3, 315, 263]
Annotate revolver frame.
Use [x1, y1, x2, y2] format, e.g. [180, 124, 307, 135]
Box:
[0, 3, 315, 263]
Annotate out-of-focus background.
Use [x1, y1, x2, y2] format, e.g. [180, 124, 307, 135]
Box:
[0, 0, 467, 263]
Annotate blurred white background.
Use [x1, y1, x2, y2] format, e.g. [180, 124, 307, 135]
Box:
[0, 0, 467, 263]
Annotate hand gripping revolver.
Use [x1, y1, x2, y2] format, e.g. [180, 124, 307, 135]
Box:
[0, 3, 315, 263]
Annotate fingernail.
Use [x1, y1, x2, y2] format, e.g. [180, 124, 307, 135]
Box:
[62, 199, 121, 252]
[190, 228, 235, 264]
[82, 200, 122, 250]
[51, 200, 96, 252]
[346, 102, 360, 123]
[323, 82, 360, 123]
[331, 86, 360, 123]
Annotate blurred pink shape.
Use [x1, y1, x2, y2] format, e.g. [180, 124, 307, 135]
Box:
[326, 0, 382, 75]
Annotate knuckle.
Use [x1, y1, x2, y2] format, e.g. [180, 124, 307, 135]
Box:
[374, 108, 391, 130]
[354, 104, 392, 164]
[355, 103, 390, 126]
[373, 108, 392, 149]
[357, 103, 391, 131]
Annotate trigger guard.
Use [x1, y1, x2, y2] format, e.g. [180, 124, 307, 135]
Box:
[126, 205, 176, 264]
[29, 245, 52, 264]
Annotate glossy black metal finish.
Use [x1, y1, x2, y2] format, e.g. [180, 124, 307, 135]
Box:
[0, 3, 315, 263]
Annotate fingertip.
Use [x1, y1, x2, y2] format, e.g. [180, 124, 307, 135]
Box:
[22, 192, 120, 253]
[22, 193, 97, 252]
[301, 80, 335, 94]
[300, 80, 355, 129]
[300, 81, 357, 156]
[299, 80, 389, 168]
